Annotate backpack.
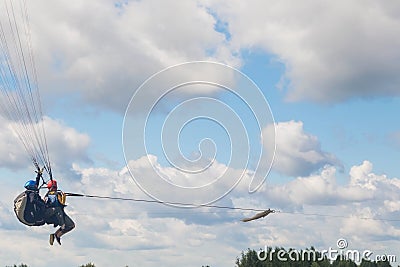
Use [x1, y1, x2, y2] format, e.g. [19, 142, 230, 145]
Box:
[14, 191, 46, 226]
[45, 190, 66, 207]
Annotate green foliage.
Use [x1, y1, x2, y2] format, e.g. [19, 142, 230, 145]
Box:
[331, 258, 357, 267]
[4, 247, 394, 267]
[236, 248, 264, 267]
[5, 263, 100, 267]
[376, 260, 392, 267]
[235, 247, 393, 267]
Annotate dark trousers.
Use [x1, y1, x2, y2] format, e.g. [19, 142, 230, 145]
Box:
[44, 206, 75, 235]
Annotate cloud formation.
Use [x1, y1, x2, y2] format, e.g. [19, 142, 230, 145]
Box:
[1, 1, 399, 266]
[12, 0, 399, 118]
[206, 0, 400, 103]
[0, 117, 30, 170]
[22, 0, 400, 117]
[1, 158, 399, 266]
[30, 0, 237, 113]
[0, 116, 91, 177]
[262, 161, 400, 217]
[264, 120, 340, 177]
[44, 116, 92, 176]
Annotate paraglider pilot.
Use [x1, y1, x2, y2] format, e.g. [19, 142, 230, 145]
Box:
[43, 179, 75, 245]
[20, 170, 46, 226]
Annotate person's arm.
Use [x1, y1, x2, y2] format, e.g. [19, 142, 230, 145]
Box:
[43, 192, 49, 204]
[35, 168, 43, 188]
[28, 191, 35, 203]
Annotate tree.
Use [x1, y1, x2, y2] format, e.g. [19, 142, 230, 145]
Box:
[359, 259, 377, 267]
[235, 248, 264, 267]
[376, 259, 392, 267]
[235, 247, 393, 267]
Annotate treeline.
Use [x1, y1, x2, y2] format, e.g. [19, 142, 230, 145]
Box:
[6, 264, 96, 267]
[7, 247, 394, 267]
[235, 247, 393, 267]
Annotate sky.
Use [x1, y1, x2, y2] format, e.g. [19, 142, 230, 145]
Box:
[1, 0, 400, 266]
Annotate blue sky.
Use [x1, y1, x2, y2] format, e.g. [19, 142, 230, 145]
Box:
[1, 0, 400, 266]
[242, 51, 400, 179]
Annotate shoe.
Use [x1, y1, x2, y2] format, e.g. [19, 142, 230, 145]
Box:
[49, 234, 55, 245]
[55, 235, 61, 245]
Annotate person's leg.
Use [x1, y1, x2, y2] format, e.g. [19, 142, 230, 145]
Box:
[60, 213, 75, 235]
[48, 207, 66, 245]
[54, 207, 65, 227]
[53, 213, 75, 245]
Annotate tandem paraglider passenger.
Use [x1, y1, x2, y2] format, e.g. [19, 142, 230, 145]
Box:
[44, 179, 75, 245]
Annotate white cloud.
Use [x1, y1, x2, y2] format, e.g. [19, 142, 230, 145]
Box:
[44, 117, 92, 173]
[123, 154, 251, 208]
[235, 160, 400, 258]
[1, 1, 399, 266]
[261, 161, 400, 211]
[205, 0, 400, 103]
[264, 120, 340, 177]
[266, 166, 339, 209]
[0, 118, 30, 170]
[0, 115, 91, 178]
[29, 0, 239, 113]
[0, 201, 21, 230]
[349, 160, 400, 193]
[7, 0, 399, 118]
[1, 160, 400, 266]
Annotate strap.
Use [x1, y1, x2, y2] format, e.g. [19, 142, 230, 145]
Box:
[35, 167, 47, 189]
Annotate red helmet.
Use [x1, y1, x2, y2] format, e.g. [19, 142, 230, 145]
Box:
[47, 180, 57, 190]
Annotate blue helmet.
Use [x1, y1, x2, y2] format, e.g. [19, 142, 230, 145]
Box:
[24, 180, 37, 190]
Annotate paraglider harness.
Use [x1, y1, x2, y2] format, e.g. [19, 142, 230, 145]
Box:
[14, 167, 67, 227]
[14, 168, 47, 226]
